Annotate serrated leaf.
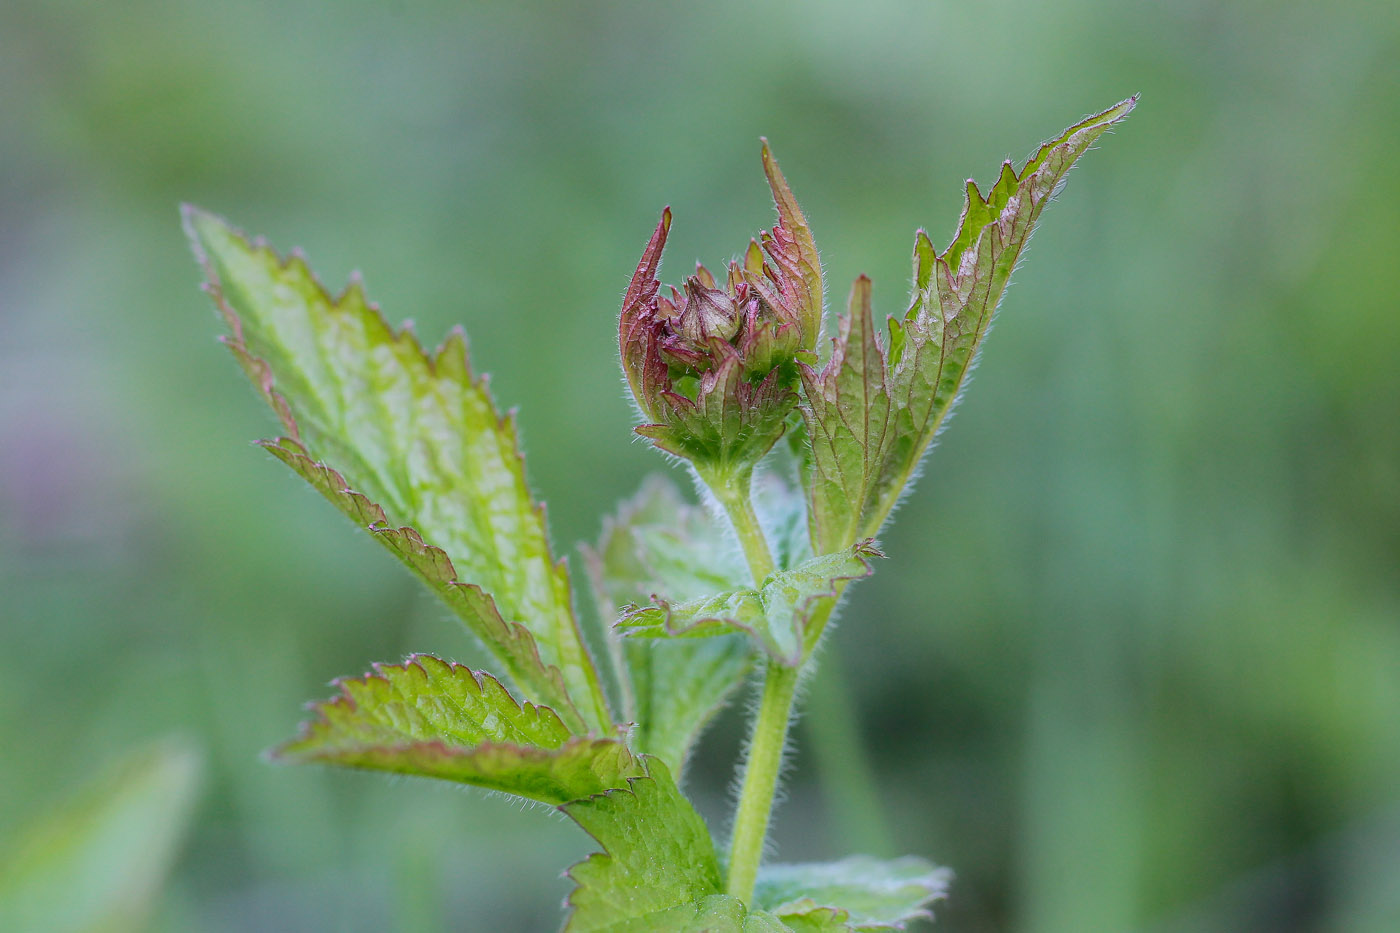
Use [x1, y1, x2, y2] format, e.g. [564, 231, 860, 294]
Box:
[562, 760, 728, 932]
[756, 856, 952, 930]
[583, 476, 756, 772]
[802, 98, 1136, 553]
[273, 655, 642, 804]
[617, 542, 881, 666]
[0, 740, 201, 933]
[184, 208, 611, 732]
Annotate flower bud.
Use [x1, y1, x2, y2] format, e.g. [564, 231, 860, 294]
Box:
[619, 144, 824, 478]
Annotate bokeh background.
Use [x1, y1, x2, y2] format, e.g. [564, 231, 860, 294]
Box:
[2, 1, 1398, 930]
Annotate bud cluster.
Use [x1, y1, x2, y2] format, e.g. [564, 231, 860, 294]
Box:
[619, 145, 823, 480]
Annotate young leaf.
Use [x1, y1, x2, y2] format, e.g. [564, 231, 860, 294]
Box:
[802, 98, 1136, 553]
[183, 208, 611, 733]
[755, 856, 951, 930]
[617, 542, 882, 666]
[562, 759, 727, 931]
[583, 476, 756, 772]
[273, 655, 642, 805]
[0, 740, 201, 933]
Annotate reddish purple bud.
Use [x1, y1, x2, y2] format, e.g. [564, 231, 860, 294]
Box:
[617, 144, 825, 475]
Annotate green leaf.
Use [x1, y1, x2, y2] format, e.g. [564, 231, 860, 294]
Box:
[563, 759, 728, 931]
[578, 895, 793, 933]
[617, 542, 882, 666]
[802, 97, 1136, 553]
[583, 476, 756, 772]
[756, 471, 815, 572]
[756, 856, 952, 930]
[183, 207, 611, 732]
[769, 906, 853, 932]
[0, 740, 202, 933]
[273, 655, 642, 804]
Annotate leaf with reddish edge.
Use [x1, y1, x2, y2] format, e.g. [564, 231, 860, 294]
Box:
[183, 207, 612, 733]
[260, 437, 585, 729]
[801, 97, 1137, 554]
[273, 655, 641, 805]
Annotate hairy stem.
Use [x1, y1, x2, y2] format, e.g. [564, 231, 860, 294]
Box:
[698, 465, 798, 902]
[706, 468, 776, 583]
[726, 660, 800, 903]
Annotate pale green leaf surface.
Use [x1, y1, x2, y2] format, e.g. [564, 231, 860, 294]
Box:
[802, 98, 1136, 553]
[184, 208, 610, 732]
[273, 655, 641, 804]
[582, 895, 793, 933]
[756, 471, 815, 572]
[0, 740, 201, 933]
[617, 542, 882, 666]
[562, 760, 727, 932]
[756, 856, 952, 930]
[769, 905, 854, 932]
[583, 476, 756, 771]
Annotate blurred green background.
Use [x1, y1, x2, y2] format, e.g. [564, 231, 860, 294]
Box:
[2, 1, 1397, 930]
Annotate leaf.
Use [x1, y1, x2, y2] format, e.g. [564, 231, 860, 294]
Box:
[183, 207, 611, 732]
[756, 856, 952, 930]
[563, 759, 728, 932]
[579, 895, 793, 933]
[802, 97, 1136, 553]
[617, 542, 882, 666]
[582, 476, 756, 772]
[0, 740, 202, 933]
[755, 470, 815, 572]
[769, 906, 854, 932]
[273, 655, 642, 804]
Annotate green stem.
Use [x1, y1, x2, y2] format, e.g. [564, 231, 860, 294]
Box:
[707, 468, 775, 583]
[726, 660, 800, 902]
[726, 593, 845, 900]
[696, 465, 793, 902]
